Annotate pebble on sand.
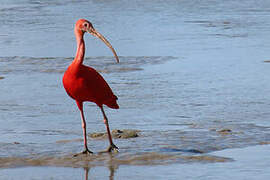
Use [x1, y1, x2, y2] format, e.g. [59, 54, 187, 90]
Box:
[89, 129, 139, 139]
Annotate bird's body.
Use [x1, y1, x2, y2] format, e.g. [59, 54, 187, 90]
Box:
[63, 63, 119, 109]
[62, 19, 119, 154]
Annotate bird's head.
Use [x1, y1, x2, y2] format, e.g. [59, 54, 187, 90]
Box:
[75, 19, 119, 63]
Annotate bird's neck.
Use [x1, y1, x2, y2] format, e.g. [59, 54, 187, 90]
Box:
[74, 31, 85, 65]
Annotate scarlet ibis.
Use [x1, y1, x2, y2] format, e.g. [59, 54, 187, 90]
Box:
[63, 19, 119, 154]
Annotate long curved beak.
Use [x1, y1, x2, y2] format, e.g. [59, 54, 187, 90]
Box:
[88, 28, 119, 63]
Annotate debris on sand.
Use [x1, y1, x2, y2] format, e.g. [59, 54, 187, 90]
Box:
[259, 141, 270, 145]
[217, 129, 232, 135]
[56, 139, 83, 144]
[89, 129, 140, 139]
[210, 128, 233, 135]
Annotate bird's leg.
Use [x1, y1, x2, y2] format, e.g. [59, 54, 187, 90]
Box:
[100, 106, 118, 153]
[80, 108, 93, 154]
[74, 101, 93, 156]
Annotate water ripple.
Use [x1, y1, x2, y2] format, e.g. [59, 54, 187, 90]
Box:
[0, 56, 176, 74]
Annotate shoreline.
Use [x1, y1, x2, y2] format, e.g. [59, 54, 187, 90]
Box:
[0, 144, 269, 179]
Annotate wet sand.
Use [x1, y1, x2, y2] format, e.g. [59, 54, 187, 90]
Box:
[0, 129, 231, 168]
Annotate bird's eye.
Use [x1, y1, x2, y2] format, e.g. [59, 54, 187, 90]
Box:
[84, 23, 88, 27]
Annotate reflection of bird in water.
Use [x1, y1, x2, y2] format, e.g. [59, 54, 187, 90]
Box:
[83, 164, 117, 180]
[84, 167, 89, 180]
[108, 164, 117, 180]
[63, 19, 120, 154]
[83, 154, 118, 179]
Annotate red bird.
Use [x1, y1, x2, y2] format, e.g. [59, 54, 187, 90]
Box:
[63, 19, 119, 154]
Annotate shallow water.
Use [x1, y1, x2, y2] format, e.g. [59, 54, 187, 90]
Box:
[1, 0, 270, 179]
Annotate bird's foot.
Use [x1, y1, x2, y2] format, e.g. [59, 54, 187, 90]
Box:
[82, 148, 93, 154]
[73, 148, 93, 157]
[106, 143, 119, 153]
[99, 144, 119, 154]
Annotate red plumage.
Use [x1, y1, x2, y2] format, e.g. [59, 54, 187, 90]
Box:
[63, 63, 119, 109]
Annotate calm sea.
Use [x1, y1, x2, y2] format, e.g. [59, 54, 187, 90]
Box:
[0, 0, 270, 179]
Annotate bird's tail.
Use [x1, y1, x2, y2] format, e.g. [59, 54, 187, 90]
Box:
[104, 95, 119, 109]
